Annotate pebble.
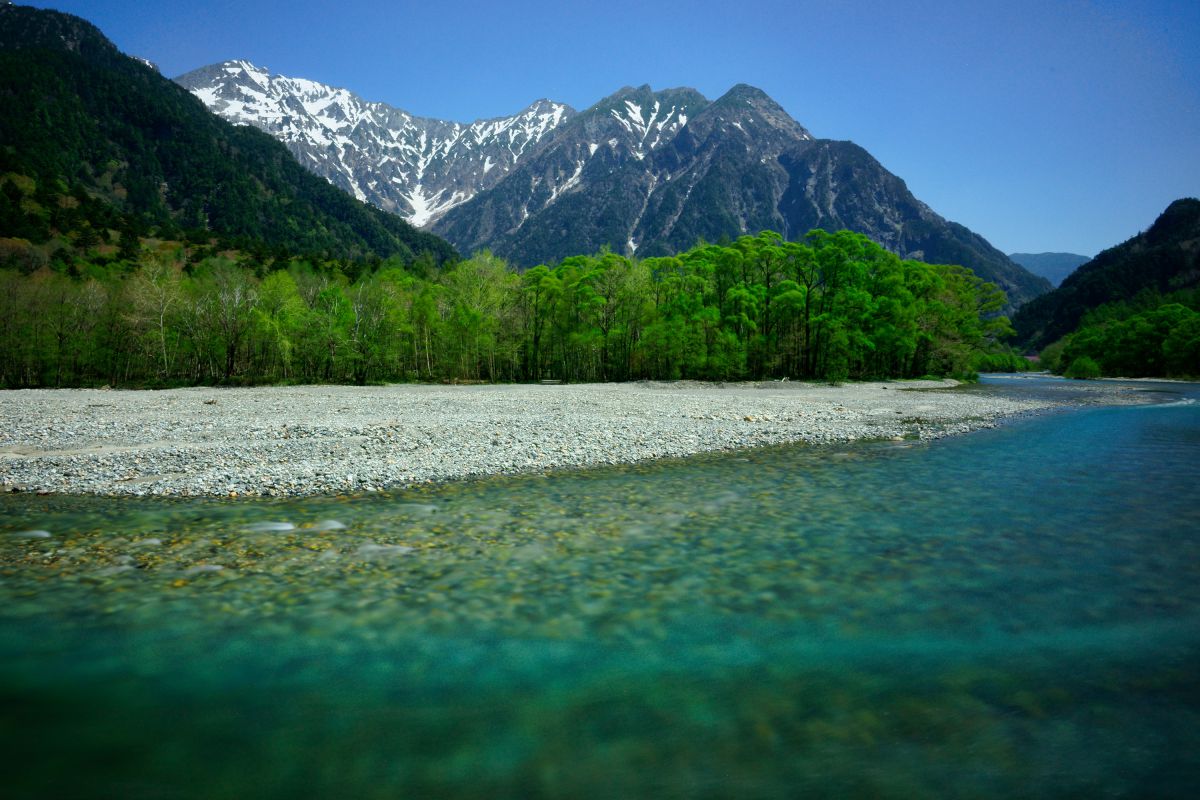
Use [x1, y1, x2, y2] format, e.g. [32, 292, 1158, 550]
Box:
[94, 565, 136, 577]
[0, 381, 1062, 498]
[184, 564, 225, 575]
[354, 543, 416, 560]
[244, 522, 295, 532]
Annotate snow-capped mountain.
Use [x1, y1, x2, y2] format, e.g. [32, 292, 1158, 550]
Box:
[176, 61, 573, 226]
[180, 63, 1050, 306]
[431, 82, 1048, 306]
[433, 83, 820, 263]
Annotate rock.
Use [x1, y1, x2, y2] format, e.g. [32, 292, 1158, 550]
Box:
[94, 565, 136, 577]
[244, 522, 295, 532]
[354, 543, 415, 560]
[184, 564, 225, 575]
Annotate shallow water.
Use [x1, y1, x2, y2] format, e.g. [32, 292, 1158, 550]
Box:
[2, 376, 1198, 798]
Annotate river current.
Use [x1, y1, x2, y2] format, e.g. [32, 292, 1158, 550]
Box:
[2, 375, 1197, 798]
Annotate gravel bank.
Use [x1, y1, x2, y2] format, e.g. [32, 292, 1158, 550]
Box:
[1, 380, 1056, 497]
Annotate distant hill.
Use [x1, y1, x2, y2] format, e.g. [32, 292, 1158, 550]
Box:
[1008, 252, 1090, 287]
[1013, 198, 1200, 350]
[0, 4, 456, 265]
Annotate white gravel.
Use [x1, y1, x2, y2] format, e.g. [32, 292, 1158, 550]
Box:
[0, 380, 1057, 497]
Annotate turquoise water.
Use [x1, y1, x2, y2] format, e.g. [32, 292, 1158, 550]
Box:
[2, 376, 1198, 798]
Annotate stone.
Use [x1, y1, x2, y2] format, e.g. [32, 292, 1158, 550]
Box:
[244, 522, 295, 532]
[354, 543, 415, 560]
[185, 564, 225, 575]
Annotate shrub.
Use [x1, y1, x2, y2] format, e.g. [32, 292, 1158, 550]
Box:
[1064, 356, 1102, 379]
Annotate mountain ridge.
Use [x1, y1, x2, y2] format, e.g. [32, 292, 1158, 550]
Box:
[176, 60, 573, 226]
[180, 62, 1050, 306]
[1008, 252, 1091, 287]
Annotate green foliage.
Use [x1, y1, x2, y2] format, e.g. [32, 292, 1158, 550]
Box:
[0, 229, 1016, 388]
[1052, 302, 1200, 379]
[970, 349, 1034, 374]
[1064, 356, 1101, 380]
[1035, 338, 1066, 373]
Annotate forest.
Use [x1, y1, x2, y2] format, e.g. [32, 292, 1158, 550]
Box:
[1014, 198, 1200, 380]
[1036, 289, 1200, 380]
[0, 228, 1024, 388]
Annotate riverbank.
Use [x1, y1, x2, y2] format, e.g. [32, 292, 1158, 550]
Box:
[1, 380, 1061, 497]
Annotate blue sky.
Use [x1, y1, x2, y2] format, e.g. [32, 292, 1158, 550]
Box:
[23, 0, 1200, 257]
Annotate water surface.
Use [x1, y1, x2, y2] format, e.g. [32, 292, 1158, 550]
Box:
[2, 376, 1198, 798]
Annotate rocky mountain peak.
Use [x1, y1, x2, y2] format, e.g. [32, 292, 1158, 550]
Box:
[176, 61, 575, 226]
[693, 83, 813, 143]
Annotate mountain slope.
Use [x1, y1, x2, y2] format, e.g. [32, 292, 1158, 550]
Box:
[1009, 252, 1090, 287]
[431, 84, 712, 265]
[176, 61, 573, 227]
[1013, 198, 1200, 350]
[0, 5, 455, 264]
[430, 83, 1049, 306]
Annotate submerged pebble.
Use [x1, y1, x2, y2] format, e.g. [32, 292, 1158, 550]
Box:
[94, 565, 136, 577]
[184, 564, 225, 575]
[354, 543, 415, 560]
[244, 522, 295, 532]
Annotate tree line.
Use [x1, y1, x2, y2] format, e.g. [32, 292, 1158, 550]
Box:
[1037, 288, 1200, 379]
[0, 229, 1024, 388]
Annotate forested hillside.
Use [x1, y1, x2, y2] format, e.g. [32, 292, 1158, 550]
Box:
[0, 4, 456, 268]
[1014, 199, 1200, 379]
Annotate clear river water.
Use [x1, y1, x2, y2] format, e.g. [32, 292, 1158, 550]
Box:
[2, 375, 1198, 798]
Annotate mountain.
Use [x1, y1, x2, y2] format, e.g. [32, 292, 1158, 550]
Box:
[431, 83, 1050, 306]
[1013, 198, 1200, 350]
[432, 84, 713, 266]
[182, 67, 1050, 307]
[1009, 252, 1091, 287]
[176, 61, 572, 226]
[0, 5, 455, 265]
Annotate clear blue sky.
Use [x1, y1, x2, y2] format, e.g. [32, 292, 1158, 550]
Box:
[23, 0, 1200, 257]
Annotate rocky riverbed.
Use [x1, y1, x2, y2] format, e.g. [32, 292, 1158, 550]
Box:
[0, 380, 1058, 497]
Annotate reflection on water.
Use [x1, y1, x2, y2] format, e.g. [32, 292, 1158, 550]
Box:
[2, 376, 1198, 798]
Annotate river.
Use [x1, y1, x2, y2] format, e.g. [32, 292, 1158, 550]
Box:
[2, 375, 1197, 798]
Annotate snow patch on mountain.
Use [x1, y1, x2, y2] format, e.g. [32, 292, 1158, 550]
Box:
[611, 98, 689, 160]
